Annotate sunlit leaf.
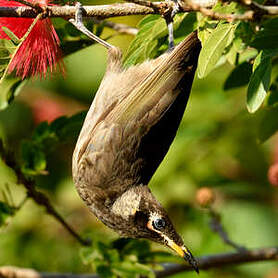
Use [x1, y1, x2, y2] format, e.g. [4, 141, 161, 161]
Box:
[124, 13, 196, 66]
[247, 52, 272, 113]
[0, 38, 26, 110]
[198, 23, 237, 78]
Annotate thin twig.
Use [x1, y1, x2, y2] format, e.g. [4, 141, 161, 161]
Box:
[93, 19, 138, 36]
[0, 247, 277, 278]
[209, 209, 247, 252]
[251, 1, 278, 14]
[0, 142, 91, 247]
[179, 1, 254, 21]
[21, 178, 91, 246]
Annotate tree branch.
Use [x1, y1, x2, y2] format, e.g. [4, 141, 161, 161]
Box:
[0, 0, 277, 21]
[156, 247, 278, 278]
[180, 2, 254, 21]
[0, 247, 277, 278]
[0, 3, 156, 18]
[0, 142, 91, 247]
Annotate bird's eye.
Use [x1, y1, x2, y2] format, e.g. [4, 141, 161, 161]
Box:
[153, 218, 166, 230]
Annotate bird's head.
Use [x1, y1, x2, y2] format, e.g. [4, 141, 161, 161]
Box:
[110, 185, 198, 273]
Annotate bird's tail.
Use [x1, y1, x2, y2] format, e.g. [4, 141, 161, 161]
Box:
[111, 31, 201, 126]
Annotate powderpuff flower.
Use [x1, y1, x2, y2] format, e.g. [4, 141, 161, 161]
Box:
[0, 0, 64, 79]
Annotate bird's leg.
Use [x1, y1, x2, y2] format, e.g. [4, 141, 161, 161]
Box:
[166, 0, 180, 49]
[69, 2, 113, 50]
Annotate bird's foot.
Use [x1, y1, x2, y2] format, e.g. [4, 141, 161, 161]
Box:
[166, 0, 181, 50]
[69, 2, 113, 49]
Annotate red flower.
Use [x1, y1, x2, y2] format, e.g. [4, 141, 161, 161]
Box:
[0, 0, 64, 78]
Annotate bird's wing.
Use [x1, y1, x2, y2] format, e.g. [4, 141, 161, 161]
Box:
[72, 32, 201, 194]
[109, 32, 201, 185]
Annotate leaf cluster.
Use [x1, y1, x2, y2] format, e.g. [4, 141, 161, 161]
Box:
[124, 2, 278, 142]
[80, 238, 172, 278]
[20, 112, 85, 176]
[0, 38, 26, 110]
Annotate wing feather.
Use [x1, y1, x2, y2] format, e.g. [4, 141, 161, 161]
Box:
[73, 32, 201, 197]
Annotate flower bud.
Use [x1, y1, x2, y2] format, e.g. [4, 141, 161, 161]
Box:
[196, 187, 215, 208]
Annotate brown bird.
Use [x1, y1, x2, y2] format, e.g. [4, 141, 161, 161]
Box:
[71, 4, 201, 273]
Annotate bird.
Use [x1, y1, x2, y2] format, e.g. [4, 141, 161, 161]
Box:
[71, 3, 201, 273]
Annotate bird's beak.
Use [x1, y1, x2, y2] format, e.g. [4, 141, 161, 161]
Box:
[168, 241, 199, 274]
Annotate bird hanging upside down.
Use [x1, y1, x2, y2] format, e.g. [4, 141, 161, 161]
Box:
[71, 3, 201, 273]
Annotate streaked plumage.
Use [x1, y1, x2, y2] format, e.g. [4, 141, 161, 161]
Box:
[72, 31, 201, 272]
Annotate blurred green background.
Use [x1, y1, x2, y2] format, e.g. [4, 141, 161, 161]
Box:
[0, 1, 278, 277]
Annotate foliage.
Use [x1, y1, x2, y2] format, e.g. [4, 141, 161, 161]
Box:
[124, 13, 198, 66]
[20, 112, 85, 175]
[0, 38, 26, 110]
[0, 201, 15, 227]
[80, 238, 172, 278]
[124, 1, 278, 131]
[0, 0, 278, 278]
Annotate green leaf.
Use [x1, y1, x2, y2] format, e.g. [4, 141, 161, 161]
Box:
[247, 52, 272, 113]
[21, 141, 47, 175]
[213, 1, 239, 14]
[0, 39, 15, 66]
[113, 261, 154, 278]
[251, 18, 278, 50]
[0, 39, 26, 109]
[80, 246, 102, 265]
[51, 111, 85, 141]
[80, 238, 157, 278]
[0, 18, 48, 109]
[174, 12, 198, 41]
[266, 78, 278, 106]
[198, 23, 237, 78]
[257, 106, 278, 142]
[226, 35, 244, 65]
[124, 15, 167, 66]
[124, 13, 195, 66]
[97, 265, 115, 278]
[238, 48, 258, 64]
[18, 112, 85, 177]
[121, 239, 151, 259]
[104, 249, 120, 263]
[224, 62, 252, 90]
[0, 200, 15, 227]
[64, 22, 83, 37]
[0, 75, 27, 110]
[1, 27, 20, 44]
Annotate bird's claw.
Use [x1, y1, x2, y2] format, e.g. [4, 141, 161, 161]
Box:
[69, 2, 113, 49]
[69, 2, 83, 27]
[166, 0, 181, 49]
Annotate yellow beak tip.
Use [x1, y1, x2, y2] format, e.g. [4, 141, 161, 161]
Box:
[169, 241, 199, 274]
